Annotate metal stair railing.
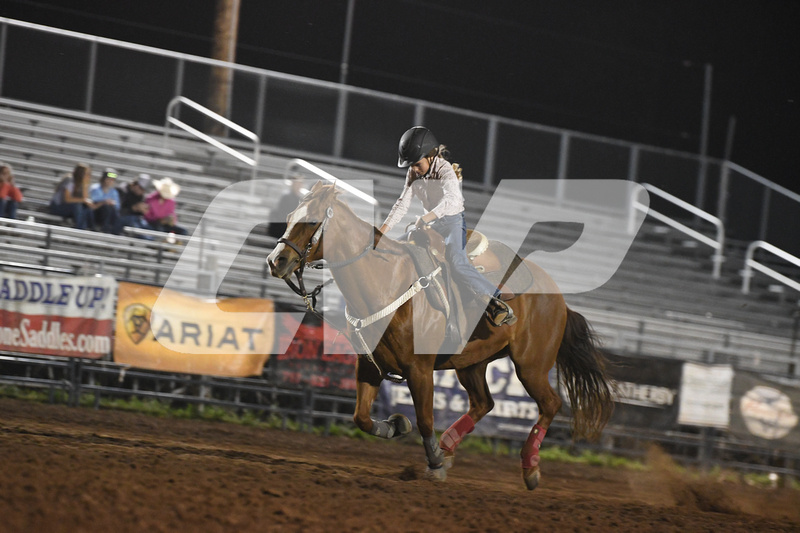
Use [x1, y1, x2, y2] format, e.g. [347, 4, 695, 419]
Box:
[741, 240, 800, 295]
[285, 158, 379, 207]
[164, 96, 259, 180]
[630, 182, 725, 278]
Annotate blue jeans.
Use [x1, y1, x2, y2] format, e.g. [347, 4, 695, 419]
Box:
[430, 213, 498, 298]
[0, 198, 18, 219]
[115, 214, 153, 238]
[49, 202, 94, 229]
[93, 204, 119, 233]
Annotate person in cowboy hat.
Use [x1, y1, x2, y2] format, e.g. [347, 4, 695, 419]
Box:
[379, 126, 516, 327]
[144, 176, 187, 235]
[115, 173, 153, 236]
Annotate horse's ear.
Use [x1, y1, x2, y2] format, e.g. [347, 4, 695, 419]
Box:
[310, 180, 325, 192]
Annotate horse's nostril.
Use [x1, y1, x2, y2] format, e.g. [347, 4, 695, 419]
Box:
[268, 254, 288, 276]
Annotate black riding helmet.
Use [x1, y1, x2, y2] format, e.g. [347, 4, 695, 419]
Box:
[397, 126, 438, 168]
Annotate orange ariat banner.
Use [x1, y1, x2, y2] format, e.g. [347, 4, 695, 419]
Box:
[113, 282, 273, 377]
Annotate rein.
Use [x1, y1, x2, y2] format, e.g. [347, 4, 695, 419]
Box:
[277, 205, 388, 314]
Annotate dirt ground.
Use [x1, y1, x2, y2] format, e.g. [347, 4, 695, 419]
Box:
[1, 398, 798, 533]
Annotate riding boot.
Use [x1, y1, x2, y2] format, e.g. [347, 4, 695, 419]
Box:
[478, 293, 517, 327]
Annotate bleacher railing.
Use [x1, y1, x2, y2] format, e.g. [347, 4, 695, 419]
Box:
[741, 241, 800, 295]
[164, 96, 259, 180]
[630, 183, 725, 278]
[286, 158, 378, 207]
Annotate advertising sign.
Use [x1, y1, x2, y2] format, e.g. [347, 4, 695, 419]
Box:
[678, 362, 734, 428]
[0, 272, 116, 358]
[379, 352, 684, 440]
[272, 311, 357, 390]
[113, 282, 273, 377]
[379, 358, 547, 440]
[605, 352, 682, 429]
[729, 371, 800, 447]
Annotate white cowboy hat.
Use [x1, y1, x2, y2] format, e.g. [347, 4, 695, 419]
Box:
[153, 177, 180, 200]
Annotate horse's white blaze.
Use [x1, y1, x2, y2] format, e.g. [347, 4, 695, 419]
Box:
[266, 243, 284, 265]
[285, 204, 309, 233]
[267, 203, 307, 269]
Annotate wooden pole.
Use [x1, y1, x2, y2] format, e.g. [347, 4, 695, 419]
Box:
[208, 0, 241, 135]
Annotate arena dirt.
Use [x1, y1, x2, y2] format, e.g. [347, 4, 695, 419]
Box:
[1, 398, 798, 532]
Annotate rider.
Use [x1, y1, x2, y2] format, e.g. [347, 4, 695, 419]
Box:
[379, 126, 516, 327]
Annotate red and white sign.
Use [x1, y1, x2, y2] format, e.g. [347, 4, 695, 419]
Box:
[0, 273, 117, 359]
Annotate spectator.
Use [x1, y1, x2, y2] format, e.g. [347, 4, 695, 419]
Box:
[89, 167, 121, 233]
[144, 177, 188, 236]
[0, 164, 23, 219]
[267, 173, 307, 239]
[49, 163, 95, 229]
[116, 173, 152, 235]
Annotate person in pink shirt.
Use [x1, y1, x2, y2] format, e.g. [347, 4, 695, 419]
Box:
[0, 164, 24, 219]
[143, 177, 187, 235]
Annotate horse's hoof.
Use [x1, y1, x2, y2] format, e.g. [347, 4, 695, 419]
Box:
[426, 465, 447, 482]
[523, 467, 541, 491]
[442, 451, 455, 470]
[388, 414, 412, 437]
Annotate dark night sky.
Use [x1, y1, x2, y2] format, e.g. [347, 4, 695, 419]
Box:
[2, 0, 798, 191]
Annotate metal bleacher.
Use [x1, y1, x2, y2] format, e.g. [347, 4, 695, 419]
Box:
[1, 102, 798, 377]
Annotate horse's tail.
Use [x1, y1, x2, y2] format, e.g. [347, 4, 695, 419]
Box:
[556, 307, 615, 441]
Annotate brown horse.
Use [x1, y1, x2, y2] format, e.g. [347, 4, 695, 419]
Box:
[267, 182, 615, 490]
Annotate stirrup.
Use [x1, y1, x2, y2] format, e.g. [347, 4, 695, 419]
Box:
[487, 297, 517, 327]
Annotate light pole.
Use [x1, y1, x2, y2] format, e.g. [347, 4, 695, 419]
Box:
[340, 0, 356, 85]
[695, 63, 713, 209]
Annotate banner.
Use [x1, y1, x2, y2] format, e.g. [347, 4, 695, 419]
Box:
[380, 358, 548, 440]
[729, 371, 800, 447]
[113, 282, 273, 377]
[0, 273, 116, 358]
[379, 352, 683, 440]
[272, 311, 357, 390]
[678, 362, 734, 428]
[605, 352, 682, 429]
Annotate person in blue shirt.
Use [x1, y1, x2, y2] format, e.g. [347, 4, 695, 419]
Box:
[89, 168, 121, 233]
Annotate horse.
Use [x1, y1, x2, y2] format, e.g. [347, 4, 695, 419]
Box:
[267, 181, 615, 490]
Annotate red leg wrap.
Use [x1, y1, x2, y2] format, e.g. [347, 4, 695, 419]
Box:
[521, 424, 547, 469]
[440, 414, 475, 452]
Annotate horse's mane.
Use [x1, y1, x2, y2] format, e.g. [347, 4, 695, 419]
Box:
[307, 182, 406, 254]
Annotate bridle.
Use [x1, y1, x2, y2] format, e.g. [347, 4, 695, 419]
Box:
[276, 204, 379, 315]
[274, 200, 418, 383]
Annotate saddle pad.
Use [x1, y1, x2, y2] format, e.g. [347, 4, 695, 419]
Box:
[481, 241, 534, 298]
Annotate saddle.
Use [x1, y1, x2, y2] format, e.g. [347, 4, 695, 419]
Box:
[403, 227, 534, 353]
[464, 230, 535, 301]
[409, 228, 534, 301]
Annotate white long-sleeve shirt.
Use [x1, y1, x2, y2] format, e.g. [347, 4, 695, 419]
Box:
[382, 157, 464, 231]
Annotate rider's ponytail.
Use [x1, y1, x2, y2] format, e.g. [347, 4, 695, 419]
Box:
[433, 145, 463, 181]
